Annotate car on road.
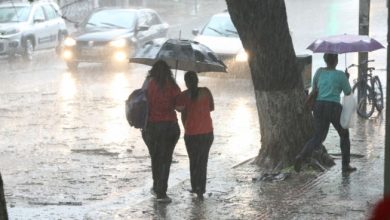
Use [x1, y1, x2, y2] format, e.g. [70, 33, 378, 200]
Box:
[60, 7, 169, 71]
[0, 1, 68, 61]
[192, 11, 249, 75]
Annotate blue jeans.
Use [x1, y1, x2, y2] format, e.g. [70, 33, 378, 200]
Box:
[299, 101, 351, 166]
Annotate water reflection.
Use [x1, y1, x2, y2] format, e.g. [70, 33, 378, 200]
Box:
[352, 115, 385, 158]
[59, 72, 77, 100]
[101, 72, 131, 143]
[109, 72, 129, 101]
[152, 202, 168, 219]
[225, 99, 258, 161]
[58, 72, 79, 148]
[190, 200, 206, 219]
[340, 173, 351, 198]
[101, 104, 129, 143]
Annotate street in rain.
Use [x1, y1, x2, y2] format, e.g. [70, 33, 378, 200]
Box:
[0, 0, 388, 219]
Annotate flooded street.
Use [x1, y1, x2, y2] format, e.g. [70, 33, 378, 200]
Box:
[0, 0, 388, 219]
[0, 54, 260, 218]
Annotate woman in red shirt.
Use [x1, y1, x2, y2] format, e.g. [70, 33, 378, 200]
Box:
[176, 71, 214, 200]
[141, 60, 181, 203]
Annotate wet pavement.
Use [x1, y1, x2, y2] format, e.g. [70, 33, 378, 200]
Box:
[0, 0, 388, 219]
[83, 113, 386, 220]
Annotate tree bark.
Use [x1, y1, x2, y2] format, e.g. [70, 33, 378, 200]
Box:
[0, 174, 8, 220]
[226, 0, 333, 170]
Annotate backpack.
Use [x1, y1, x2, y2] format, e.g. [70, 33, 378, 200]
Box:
[125, 80, 149, 129]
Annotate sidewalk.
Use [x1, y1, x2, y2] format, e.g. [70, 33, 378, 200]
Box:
[85, 114, 384, 219]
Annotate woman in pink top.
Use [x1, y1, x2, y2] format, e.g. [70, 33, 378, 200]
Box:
[176, 71, 214, 200]
[141, 60, 181, 203]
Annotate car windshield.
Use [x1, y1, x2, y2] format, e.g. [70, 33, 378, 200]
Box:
[0, 6, 30, 23]
[201, 15, 238, 38]
[85, 10, 136, 30]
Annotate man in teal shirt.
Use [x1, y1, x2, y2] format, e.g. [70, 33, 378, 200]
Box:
[295, 53, 356, 173]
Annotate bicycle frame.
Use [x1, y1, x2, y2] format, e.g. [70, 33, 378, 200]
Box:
[348, 59, 383, 118]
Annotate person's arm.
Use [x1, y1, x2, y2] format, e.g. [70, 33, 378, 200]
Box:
[312, 68, 321, 90]
[340, 72, 352, 95]
[205, 88, 214, 111]
[175, 92, 187, 124]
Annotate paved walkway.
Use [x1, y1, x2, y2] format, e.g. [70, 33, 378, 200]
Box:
[87, 114, 385, 219]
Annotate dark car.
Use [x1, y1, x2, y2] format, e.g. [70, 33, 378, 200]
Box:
[60, 7, 169, 70]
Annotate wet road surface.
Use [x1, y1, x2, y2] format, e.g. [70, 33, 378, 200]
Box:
[0, 50, 260, 218]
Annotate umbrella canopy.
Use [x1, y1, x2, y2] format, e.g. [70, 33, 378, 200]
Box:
[307, 34, 385, 54]
[130, 38, 227, 73]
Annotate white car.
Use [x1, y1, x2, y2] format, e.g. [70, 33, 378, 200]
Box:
[0, 1, 68, 61]
[192, 11, 249, 75]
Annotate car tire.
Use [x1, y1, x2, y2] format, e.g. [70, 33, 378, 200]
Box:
[22, 39, 33, 62]
[66, 61, 79, 71]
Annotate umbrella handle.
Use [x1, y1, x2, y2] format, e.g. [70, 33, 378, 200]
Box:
[174, 32, 180, 79]
[174, 59, 178, 79]
[345, 53, 347, 69]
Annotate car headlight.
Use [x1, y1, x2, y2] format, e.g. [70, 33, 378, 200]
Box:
[113, 51, 127, 62]
[235, 50, 248, 62]
[109, 38, 127, 48]
[63, 37, 76, 47]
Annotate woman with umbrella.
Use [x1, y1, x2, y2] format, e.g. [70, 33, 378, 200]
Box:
[141, 60, 181, 203]
[176, 71, 214, 200]
[294, 53, 357, 173]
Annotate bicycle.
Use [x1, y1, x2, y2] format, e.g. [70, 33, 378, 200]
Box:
[346, 59, 384, 118]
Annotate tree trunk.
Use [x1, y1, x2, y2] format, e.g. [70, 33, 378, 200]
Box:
[0, 174, 8, 220]
[226, 0, 333, 170]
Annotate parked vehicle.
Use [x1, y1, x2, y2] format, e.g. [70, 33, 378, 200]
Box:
[192, 11, 249, 75]
[60, 7, 169, 71]
[0, 1, 68, 61]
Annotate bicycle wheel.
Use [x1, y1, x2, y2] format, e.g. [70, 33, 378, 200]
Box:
[352, 81, 375, 118]
[372, 76, 384, 112]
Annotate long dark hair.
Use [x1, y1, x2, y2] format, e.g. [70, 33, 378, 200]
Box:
[147, 60, 177, 89]
[184, 71, 199, 100]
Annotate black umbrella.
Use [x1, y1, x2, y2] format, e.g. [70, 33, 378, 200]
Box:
[130, 38, 227, 76]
